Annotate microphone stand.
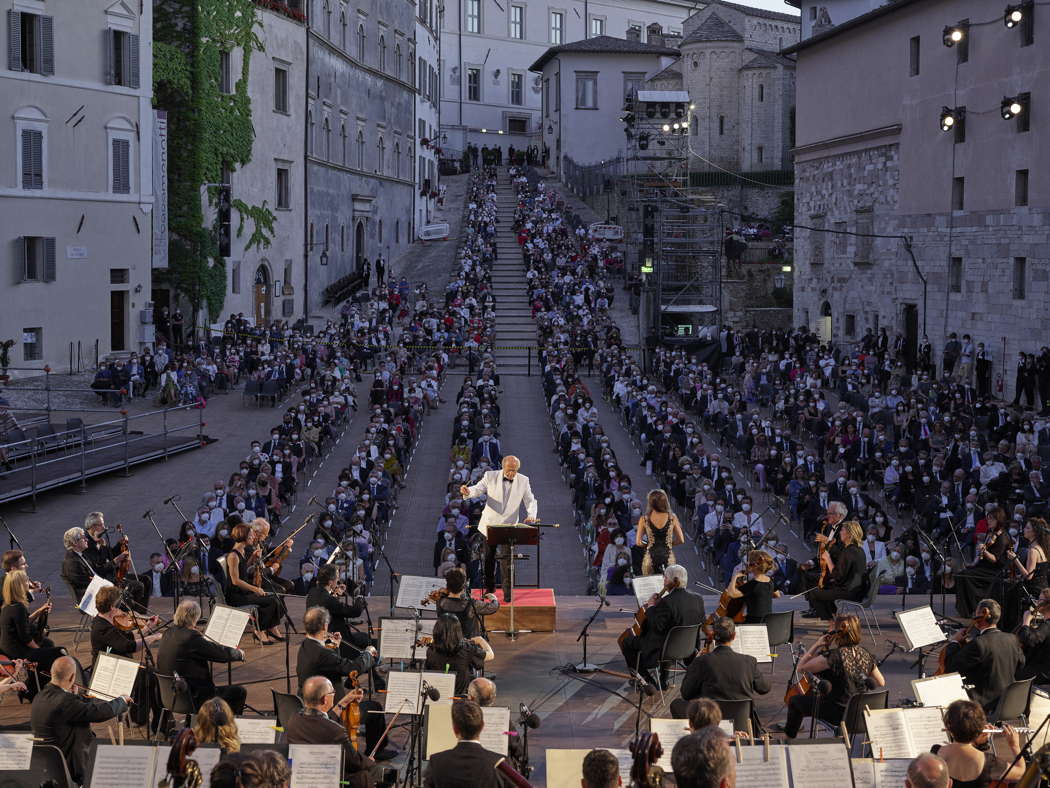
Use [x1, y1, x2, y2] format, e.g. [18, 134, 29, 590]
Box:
[911, 519, 950, 619]
[573, 595, 609, 673]
[144, 509, 183, 611]
[401, 681, 435, 788]
[0, 514, 23, 553]
[373, 540, 401, 618]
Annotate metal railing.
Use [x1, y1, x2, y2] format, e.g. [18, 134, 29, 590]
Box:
[561, 155, 626, 199]
[0, 403, 205, 506]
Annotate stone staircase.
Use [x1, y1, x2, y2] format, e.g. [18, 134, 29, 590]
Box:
[491, 174, 535, 376]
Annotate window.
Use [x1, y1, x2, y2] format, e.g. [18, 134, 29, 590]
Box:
[378, 219, 383, 243]
[1015, 169, 1029, 207]
[418, 57, 425, 93]
[377, 136, 385, 174]
[356, 129, 365, 169]
[357, 24, 366, 60]
[951, 176, 965, 210]
[340, 225, 346, 252]
[323, 0, 331, 38]
[283, 261, 292, 294]
[691, 116, 698, 135]
[953, 106, 966, 143]
[232, 261, 241, 294]
[19, 236, 56, 283]
[844, 314, 856, 338]
[323, 117, 331, 160]
[756, 145, 764, 164]
[508, 116, 528, 134]
[758, 83, 764, 102]
[105, 29, 140, 88]
[510, 72, 523, 105]
[340, 122, 347, 164]
[111, 138, 131, 193]
[395, 44, 402, 78]
[510, 5, 524, 39]
[809, 215, 825, 265]
[591, 17, 605, 36]
[550, 11, 564, 44]
[379, 36, 386, 71]
[1013, 257, 1027, 299]
[1021, 8, 1034, 46]
[110, 268, 129, 284]
[22, 328, 41, 362]
[218, 50, 232, 94]
[854, 210, 873, 263]
[956, 20, 969, 63]
[809, 6, 817, 19]
[394, 142, 401, 178]
[340, 11, 347, 49]
[555, 73, 560, 110]
[467, 67, 481, 101]
[466, 0, 480, 32]
[274, 66, 289, 112]
[276, 166, 290, 209]
[543, 78, 549, 116]
[8, 12, 54, 76]
[20, 129, 43, 190]
[623, 72, 644, 103]
[718, 115, 725, 135]
[909, 35, 920, 76]
[949, 257, 963, 293]
[575, 72, 597, 109]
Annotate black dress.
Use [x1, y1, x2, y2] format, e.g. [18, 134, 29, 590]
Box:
[930, 744, 1009, 788]
[424, 640, 486, 695]
[955, 530, 1010, 618]
[784, 644, 875, 737]
[223, 548, 281, 630]
[740, 579, 774, 623]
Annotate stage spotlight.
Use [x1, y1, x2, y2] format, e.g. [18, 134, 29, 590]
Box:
[1001, 94, 1027, 120]
[1004, 4, 1024, 27]
[939, 106, 961, 131]
[662, 123, 671, 132]
[942, 24, 965, 46]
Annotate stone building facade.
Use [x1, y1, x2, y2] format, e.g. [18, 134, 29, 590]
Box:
[415, 0, 440, 231]
[788, 0, 1050, 399]
[306, 0, 416, 312]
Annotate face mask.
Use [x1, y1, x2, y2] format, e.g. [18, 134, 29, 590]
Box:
[715, 505, 725, 513]
[867, 534, 877, 543]
[614, 537, 625, 545]
[891, 551, 901, 561]
[313, 549, 326, 558]
[236, 502, 246, 511]
[906, 567, 916, 576]
[1010, 528, 1019, 537]
[272, 434, 279, 440]
[742, 504, 751, 512]
[922, 476, 931, 484]
[153, 562, 165, 572]
[921, 553, 931, 562]
[302, 572, 314, 582]
[1015, 514, 1024, 523]
[218, 529, 229, 538]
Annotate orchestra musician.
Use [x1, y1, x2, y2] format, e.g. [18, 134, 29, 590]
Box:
[59, 527, 96, 603]
[618, 564, 705, 688]
[423, 700, 516, 788]
[955, 508, 1011, 618]
[157, 599, 247, 714]
[82, 512, 131, 581]
[295, 607, 394, 760]
[0, 549, 42, 599]
[805, 520, 867, 620]
[1001, 518, 1050, 631]
[221, 523, 284, 645]
[467, 677, 525, 771]
[29, 655, 130, 785]
[930, 700, 1026, 787]
[943, 599, 1024, 715]
[249, 518, 295, 595]
[798, 501, 847, 617]
[435, 567, 499, 638]
[424, 614, 494, 696]
[0, 569, 64, 689]
[722, 550, 781, 623]
[781, 613, 884, 739]
[305, 564, 369, 651]
[1018, 587, 1050, 683]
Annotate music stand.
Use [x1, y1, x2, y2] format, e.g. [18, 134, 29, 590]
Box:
[487, 524, 539, 640]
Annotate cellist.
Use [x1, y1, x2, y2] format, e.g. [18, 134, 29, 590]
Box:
[804, 520, 867, 620]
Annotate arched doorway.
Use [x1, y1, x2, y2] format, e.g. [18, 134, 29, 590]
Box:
[354, 221, 365, 276]
[254, 264, 272, 325]
[817, 300, 832, 344]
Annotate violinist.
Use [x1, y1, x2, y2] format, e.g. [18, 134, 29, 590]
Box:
[0, 570, 63, 687]
[805, 520, 867, 620]
[781, 613, 884, 739]
[249, 518, 295, 594]
[0, 550, 42, 600]
[1017, 587, 1050, 683]
[1001, 517, 1050, 631]
[89, 585, 162, 662]
[435, 567, 499, 638]
[955, 507, 1010, 618]
[723, 550, 781, 624]
[59, 527, 96, 603]
[943, 599, 1024, 715]
[306, 564, 369, 651]
[221, 523, 283, 644]
[425, 614, 493, 696]
[82, 512, 130, 581]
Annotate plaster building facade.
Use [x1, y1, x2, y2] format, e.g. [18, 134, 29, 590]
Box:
[415, 0, 441, 231]
[218, 3, 306, 327]
[306, 0, 416, 312]
[785, 0, 885, 41]
[1, 0, 154, 374]
[530, 36, 679, 177]
[787, 0, 1050, 399]
[440, 0, 694, 156]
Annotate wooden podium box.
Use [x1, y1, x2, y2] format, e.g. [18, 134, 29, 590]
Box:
[472, 588, 557, 632]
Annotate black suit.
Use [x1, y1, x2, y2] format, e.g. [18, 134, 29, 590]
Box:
[944, 627, 1025, 714]
[156, 625, 246, 713]
[285, 708, 381, 788]
[619, 586, 705, 680]
[424, 741, 514, 788]
[60, 549, 94, 602]
[30, 683, 128, 784]
[305, 585, 367, 647]
[296, 637, 375, 696]
[670, 644, 771, 719]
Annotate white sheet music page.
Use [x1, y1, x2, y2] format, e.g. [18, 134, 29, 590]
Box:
[785, 741, 854, 787]
[478, 707, 511, 756]
[729, 624, 773, 663]
[0, 734, 33, 770]
[235, 717, 278, 744]
[874, 758, 913, 788]
[733, 744, 790, 788]
[631, 574, 665, 607]
[383, 671, 423, 714]
[379, 617, 436, 661]
[394, 575, 448, 611]
[89, 744, 159, 787]
[649, 718, 692, 773]
[204, 605, 251, 649]
[419, 671, 457, 704]
[851, 758, 876, 788]
[76, 574, 114, 617]
[905, 706, 948, 753]
[912, 673, 969, 709]
[895, 606, 946, 651]
[88, 652, 139, 700]
[864, 709, 914, 758]
[194, 746, 222, 788]
[289, 744, 341, 788]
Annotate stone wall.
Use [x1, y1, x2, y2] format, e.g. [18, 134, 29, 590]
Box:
[722, 263, 791, 327]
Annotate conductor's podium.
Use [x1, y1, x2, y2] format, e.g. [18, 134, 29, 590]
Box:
[472, 588, 557, 632]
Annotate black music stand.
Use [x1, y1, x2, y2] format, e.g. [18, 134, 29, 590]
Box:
[487, 524, 539, 640]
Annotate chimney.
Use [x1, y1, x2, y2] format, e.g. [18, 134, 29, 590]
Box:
[647, 22, 665, 48]
[626, 26, 641, 42]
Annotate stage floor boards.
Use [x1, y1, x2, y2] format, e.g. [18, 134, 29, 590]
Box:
[7, 593, 1047, 786]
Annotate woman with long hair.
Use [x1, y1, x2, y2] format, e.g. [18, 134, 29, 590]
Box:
[222, 524, 283, 644]
[806, 520, 867, 620]
[782, 613, 884, 738]
[932, 700, 1024, 787]
[0, 570, 63, 680]
[956, 508, 1011, 617]
[192, 697, 240, 753]
[1001, 518, 1050, 631]
[723, 550, 781, 624]
[637, 489, 685, 575]
[423, 614, 492, 695]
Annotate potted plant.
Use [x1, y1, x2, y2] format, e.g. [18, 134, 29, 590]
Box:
[0, 339, 13, 382]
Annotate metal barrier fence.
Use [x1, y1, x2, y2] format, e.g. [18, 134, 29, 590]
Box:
[561, 155, 626, 199]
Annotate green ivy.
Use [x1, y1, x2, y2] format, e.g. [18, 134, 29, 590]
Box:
[154, 0, 276, 326]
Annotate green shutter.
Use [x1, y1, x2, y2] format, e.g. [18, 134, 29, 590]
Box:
[112, 138, 130, 193]
[21, 129, 42, 189]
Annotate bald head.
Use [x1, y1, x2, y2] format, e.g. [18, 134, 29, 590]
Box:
[302, 675, 335, 708]
[51, 656, 77, 687]
[467, 677, 496, 706]
[906, 753, 950, 788]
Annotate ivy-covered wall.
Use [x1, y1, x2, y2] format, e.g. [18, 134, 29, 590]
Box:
[154, 0, 275, 326]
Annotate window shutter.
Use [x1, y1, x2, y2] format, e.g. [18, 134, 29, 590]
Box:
[7, 10, 21, 72]
[127, 33, 139, 88]
[38, 15, 53, 75]
[15, 237, 27, 284]
[103, 28, 114, 84]
[112, 138, 130, 193]
[21, 129, 42, 189]
[43, 237, 56, 282]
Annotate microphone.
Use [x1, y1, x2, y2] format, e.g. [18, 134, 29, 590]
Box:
[421, 681, 441, 701]
[163, 495, 179, 505]
[630, 671, 657, 697]
[519, 703, 541, 729]
[142, 510, 153, 519]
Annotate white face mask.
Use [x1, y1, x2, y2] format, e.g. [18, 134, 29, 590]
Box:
[742, 504, 751, 512]
[218, 529, 229, 538]
[614, 537, 625, 546]
[313, 549, 325, 558]
[236, 502, 246, 511]
[302, 572, 314, 581]
[867, 534, 876, 543]
[153, 562, 165, 572]
[891, 551, 901, 561]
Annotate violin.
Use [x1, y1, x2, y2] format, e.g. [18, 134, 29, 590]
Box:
[784, 632, 834, 703]
[112, 609, 161, 633]
[35, 585, 52, 638]
[114, 524, 131, 584]
[934, 612, 986, 675]
[815, 514, 837, 589]
[415, 635, 434, 649]
[421, 588, 451, 606]
[340, 670, 362, 751]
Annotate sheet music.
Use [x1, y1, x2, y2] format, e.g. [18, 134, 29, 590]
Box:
[912, 673, 968, 709]
[734, 744, 790, 788]
[0, 734, 33, 770]
[236, 717, 278, 744]
[720, 720, 735, 736]
[852, 758, 876, 788]
[864, 709, 914, 758]
[88, 653, 139, 700]
[895, 606, 946, 651]
[77, 574, 114, 617]
[729, 624, 773, 663]
[204, 605, 251, 649]
[379, 617, 436, 660]
[874, 759, 913, 788]
[89, 744, 159, 787]
[544, 749, 634, 788]
[785, 742, 854, 788]
[632, 574, 665, 606]
[383, 671, 456, 714]
[649, 718, 692, 773]
[421, 671, 456, 705]
[289, 744, 341, 788]
[478, 706, 511, 756]
[394, 575, 448, 611]
[906, 706, 948, 753]
[609, 748, 633, 785]
[194, 746, 222, 788]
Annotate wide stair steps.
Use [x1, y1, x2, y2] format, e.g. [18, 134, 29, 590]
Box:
[490, 173, 535, 376]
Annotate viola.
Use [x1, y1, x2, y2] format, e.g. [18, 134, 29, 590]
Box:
[617, 589, 668, 651]
[114, 524, 131, 584]
[815, 515, 836, 589]
[702, 571, 747, 654]
[36, 585, 52, 638]
[421, 588, 451, 606]
[340, 670, 362, 751]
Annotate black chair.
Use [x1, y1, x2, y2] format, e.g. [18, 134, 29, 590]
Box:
[271, 689, 304, 729]
[836, 688, 889, 753]
[242, 379, 262, 406]
[259, 380, 280, 407]
[715, 698, 754, 735]
[155, 672, 196, 739]
[763, 611, 795, 674]
[993, 678, 1033, 725]
[60, 578, 92, 651]
[655, 624, 701, 697]
[28, 743, 74, 788]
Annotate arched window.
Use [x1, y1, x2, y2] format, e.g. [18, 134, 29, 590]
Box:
[395, 44, 402, 79]
[356, 129, 365, 169]
[395, 219, 400, 245]
[357, 24, 366, 60]
[408, 48, 415, 86]
[378, 219, 383, 243]
[377, 137, 385, 174]
[394, 142, 401, 178]
[340, 122, 348, 165]
[340, 11, 347, 49]
[340, 224, 346, 252]
[323, 117, 331, 160]
[323, 0, 331, 38]
[379, 35, 386, 71]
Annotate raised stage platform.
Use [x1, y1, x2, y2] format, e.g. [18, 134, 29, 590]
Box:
[473, 588, 556, 632]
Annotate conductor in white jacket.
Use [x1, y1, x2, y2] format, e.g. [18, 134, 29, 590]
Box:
[460, 456, 538, 596]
